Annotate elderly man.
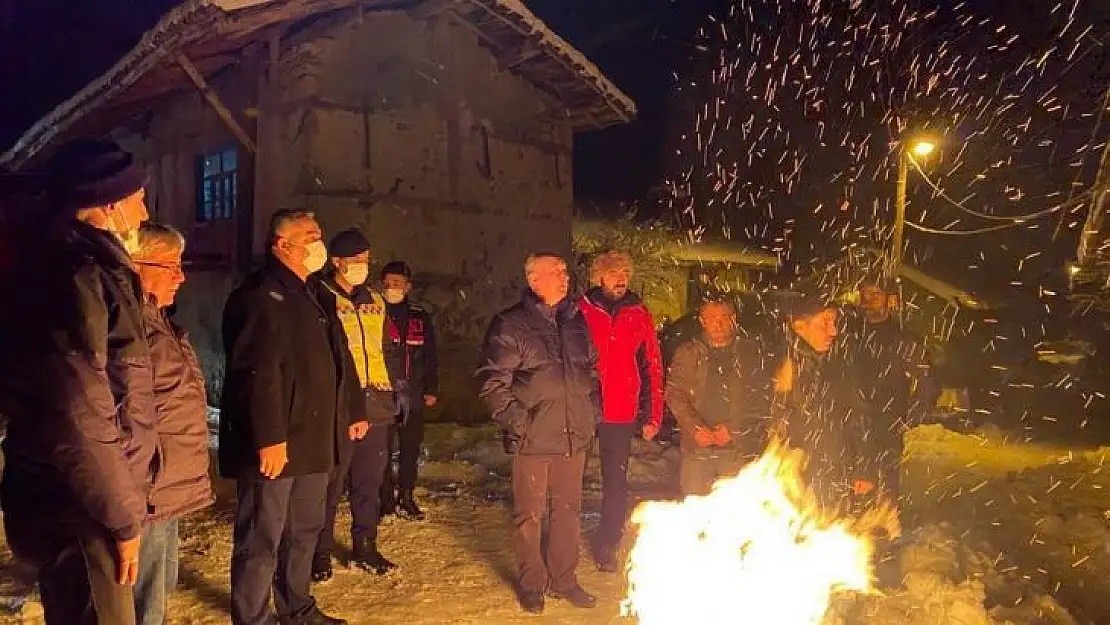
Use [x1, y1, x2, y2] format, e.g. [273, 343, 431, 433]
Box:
[131, 223, 214, 625]
[577, 251, 664, 571]
[666, 298, 770, 496]
[477, 252, 600, 615]
[0, 138, 157, 625]
[314, 230, 398, 581]
[219, 210, 368, 625]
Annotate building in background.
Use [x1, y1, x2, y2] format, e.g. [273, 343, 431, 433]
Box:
[3, 0, 636, 420]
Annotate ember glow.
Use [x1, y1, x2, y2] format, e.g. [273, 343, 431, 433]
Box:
[621, 441, 899, 625]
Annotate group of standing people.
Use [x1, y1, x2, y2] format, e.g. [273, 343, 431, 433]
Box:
[478, 251, 937, 614]
[0, 139, 438, 625]
[217, 213, 437, 625]
[0, 137, 937, 623]
[0, 138, 213, 625]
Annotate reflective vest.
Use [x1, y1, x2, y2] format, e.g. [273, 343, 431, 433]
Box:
[326, 283, 391, 390]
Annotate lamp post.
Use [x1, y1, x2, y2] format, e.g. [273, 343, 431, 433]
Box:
[890, 138, 936, 275]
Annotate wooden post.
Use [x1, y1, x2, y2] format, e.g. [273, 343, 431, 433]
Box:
[176, 54, 257, 154]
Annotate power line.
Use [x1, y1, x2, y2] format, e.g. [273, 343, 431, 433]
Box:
[905, 217, 1048, 235]
[907, 155, 1088, 222]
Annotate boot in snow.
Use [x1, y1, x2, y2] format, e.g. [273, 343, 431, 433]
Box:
[396, 490, 425, 521]
[353, 537, 397, 575]
[379, 492, 396, 521]
[311, 553, 333, 583]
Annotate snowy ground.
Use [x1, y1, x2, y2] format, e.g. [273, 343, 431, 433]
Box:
[0, 423, 1107, 624]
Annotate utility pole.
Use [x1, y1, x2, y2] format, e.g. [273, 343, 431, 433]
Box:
[891, 153, 909, 277]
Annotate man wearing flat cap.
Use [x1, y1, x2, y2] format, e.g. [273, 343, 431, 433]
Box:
[0, 137, 157, 624]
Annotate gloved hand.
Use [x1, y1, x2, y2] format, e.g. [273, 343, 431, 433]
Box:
[711, 425, 731, 446]
[692, 426, 715, 448]
[394, 380, 412, 426]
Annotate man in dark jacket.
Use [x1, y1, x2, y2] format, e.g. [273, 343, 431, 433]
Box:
[577, 251, 664, 572]
[477, 252, 601, 615]
[314, 230, 399, 582]
[132, 223, 214, 625]
[378, 260, 438, 521]
[0, 138, 157, 625]
[855, 283, 939, 437]
[219, 210, 368, 625]
[666, 299, 771, 496]
[773, 293, 893, 511]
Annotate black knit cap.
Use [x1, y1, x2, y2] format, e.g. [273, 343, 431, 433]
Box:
[42, 137, 147, 211]
[328, 228, 370, 258]
[380, 260, 412, 280]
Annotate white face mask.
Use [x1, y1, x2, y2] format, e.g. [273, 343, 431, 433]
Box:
[341, 263, 369, 286]
[383, 288, 406, 304]
[303, 241, 328, 274]
[107, 210, 142, 256]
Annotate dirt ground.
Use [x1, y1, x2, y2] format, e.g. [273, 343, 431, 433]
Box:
[0, 423, 1106, 624]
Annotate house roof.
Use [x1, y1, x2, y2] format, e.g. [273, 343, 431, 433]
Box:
[573, 218, 781, 269]
[800, 246, 991, 310]
[1, 0, 637, 170]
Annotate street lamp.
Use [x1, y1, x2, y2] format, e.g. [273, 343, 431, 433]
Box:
[891, 136, 937, 274]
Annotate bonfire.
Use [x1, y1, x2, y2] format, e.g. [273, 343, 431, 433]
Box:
[622, 440, 900, 625]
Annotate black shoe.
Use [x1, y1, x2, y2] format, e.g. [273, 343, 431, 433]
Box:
[547, 585, 597, 609]
[518, 590, 544, 614]
[379, 496, 396, 521]
[352, 538, 397, 575]
[279, 607, 347, 625]
[594, 545, 620, 573]
[311, 555, 333, 583]
[397, 491, 425, 521]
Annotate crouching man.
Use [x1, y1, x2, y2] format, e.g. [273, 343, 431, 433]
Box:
[666, 298, 770, 496]
[132, 223, 214, 624]
[477, 253, 600, 615]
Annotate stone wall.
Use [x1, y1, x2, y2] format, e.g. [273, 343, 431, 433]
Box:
[115, 9, 576, 421]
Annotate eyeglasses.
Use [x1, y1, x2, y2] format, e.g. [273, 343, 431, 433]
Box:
[136, 261, 184, 273]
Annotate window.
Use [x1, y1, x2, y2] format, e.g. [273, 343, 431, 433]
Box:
[196, 148, 238, 222]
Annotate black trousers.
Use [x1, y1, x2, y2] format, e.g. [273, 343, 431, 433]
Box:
[230, 472, 329, 625]
[596, 422, 638, 551]
[512, 452, 586, 594]
[381, 405, 423, 499]
[36, 528, 135, 625]
[317, 425, 390, 558]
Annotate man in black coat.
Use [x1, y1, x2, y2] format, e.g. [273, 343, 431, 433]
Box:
[476, 252, 601, 615]
[0, 138, 156, 625]
[219, 210, 368, 625]
[377, 260, 438, 521]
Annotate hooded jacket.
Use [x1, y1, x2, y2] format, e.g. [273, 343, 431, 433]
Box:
[142, 297, 214, 523]
[578, 288, 664, 428]
[218, 259, 365, 477]
[0, 220, 157, 547]
[477, 290, 602, 456]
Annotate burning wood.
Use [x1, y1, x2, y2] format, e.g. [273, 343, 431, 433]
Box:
[622, 439, 900, 625]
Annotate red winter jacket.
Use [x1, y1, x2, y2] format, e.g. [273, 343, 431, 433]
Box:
[578, 289, 664, 427]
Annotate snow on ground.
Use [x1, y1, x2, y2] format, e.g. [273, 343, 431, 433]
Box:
[0, 423, 1107, 624]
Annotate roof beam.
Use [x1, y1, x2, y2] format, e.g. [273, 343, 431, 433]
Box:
[408, 0, 465, 21]
[176, 53, 257, 153]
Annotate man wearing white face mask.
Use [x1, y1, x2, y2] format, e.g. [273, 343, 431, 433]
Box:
[312, 230, 399, 581]
[220, 210, 368, 625]
[0, 137, 157, 625]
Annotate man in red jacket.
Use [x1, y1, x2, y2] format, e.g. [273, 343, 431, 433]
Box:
[578, 251, 664, 573]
